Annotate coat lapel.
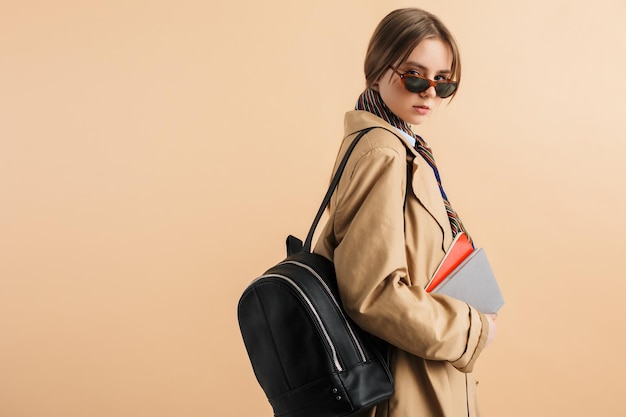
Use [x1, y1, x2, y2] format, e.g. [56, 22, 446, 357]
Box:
[344, 111, 453, 249]
[410, 157, 453, 250]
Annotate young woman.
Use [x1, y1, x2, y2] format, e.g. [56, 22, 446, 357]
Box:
[314, 8, 497, 417]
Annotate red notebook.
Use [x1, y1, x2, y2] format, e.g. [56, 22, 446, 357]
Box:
[425, 232, 473, 293]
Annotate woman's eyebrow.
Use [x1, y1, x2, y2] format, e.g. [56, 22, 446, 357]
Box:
[403, 61, 452, 75]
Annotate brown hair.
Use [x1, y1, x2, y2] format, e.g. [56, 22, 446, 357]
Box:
[364, 8, 461, 97]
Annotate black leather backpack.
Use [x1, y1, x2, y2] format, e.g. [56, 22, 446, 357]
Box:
[237, 127, 394, 417]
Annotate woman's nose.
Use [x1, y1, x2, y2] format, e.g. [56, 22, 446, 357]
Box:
[421, 85, 437, 98]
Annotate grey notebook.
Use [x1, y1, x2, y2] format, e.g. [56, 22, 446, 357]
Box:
[432, 248, 504, 313]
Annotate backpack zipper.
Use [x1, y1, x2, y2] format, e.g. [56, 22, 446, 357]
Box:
[258, 273, 343, 372]
[281, 260, 368, 363]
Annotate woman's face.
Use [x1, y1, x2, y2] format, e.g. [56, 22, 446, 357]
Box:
[376, 38, 453, 126]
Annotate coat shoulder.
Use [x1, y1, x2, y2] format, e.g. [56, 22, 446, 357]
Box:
[360, 127, 408, 154]
[343, 110, 413, 157]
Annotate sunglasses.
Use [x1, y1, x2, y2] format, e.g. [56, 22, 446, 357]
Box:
[390, 67, 458, 98]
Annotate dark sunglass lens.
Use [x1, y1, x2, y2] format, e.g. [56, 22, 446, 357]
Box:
[435, 83, 457, 98]
[404, 77, 430, 93]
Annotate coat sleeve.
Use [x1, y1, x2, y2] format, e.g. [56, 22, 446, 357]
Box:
[331, 144, 489, 373]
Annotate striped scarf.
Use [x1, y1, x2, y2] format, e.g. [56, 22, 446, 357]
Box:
[355, 88, 470, 241]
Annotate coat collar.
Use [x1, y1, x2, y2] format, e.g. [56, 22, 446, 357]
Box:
[344, 110, 453, 249]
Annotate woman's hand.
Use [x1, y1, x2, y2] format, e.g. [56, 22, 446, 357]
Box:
[485, 313, 497, 348]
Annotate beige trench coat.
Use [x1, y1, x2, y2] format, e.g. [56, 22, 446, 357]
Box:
[314, 110, 490, 417]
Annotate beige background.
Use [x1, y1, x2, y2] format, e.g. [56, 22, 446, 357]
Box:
[2, 0, 625, 416]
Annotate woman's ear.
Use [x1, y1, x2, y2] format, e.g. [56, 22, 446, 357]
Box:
[371, 82, 379, 92]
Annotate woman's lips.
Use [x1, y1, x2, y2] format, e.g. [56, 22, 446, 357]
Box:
[414, 105, 430, 115]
